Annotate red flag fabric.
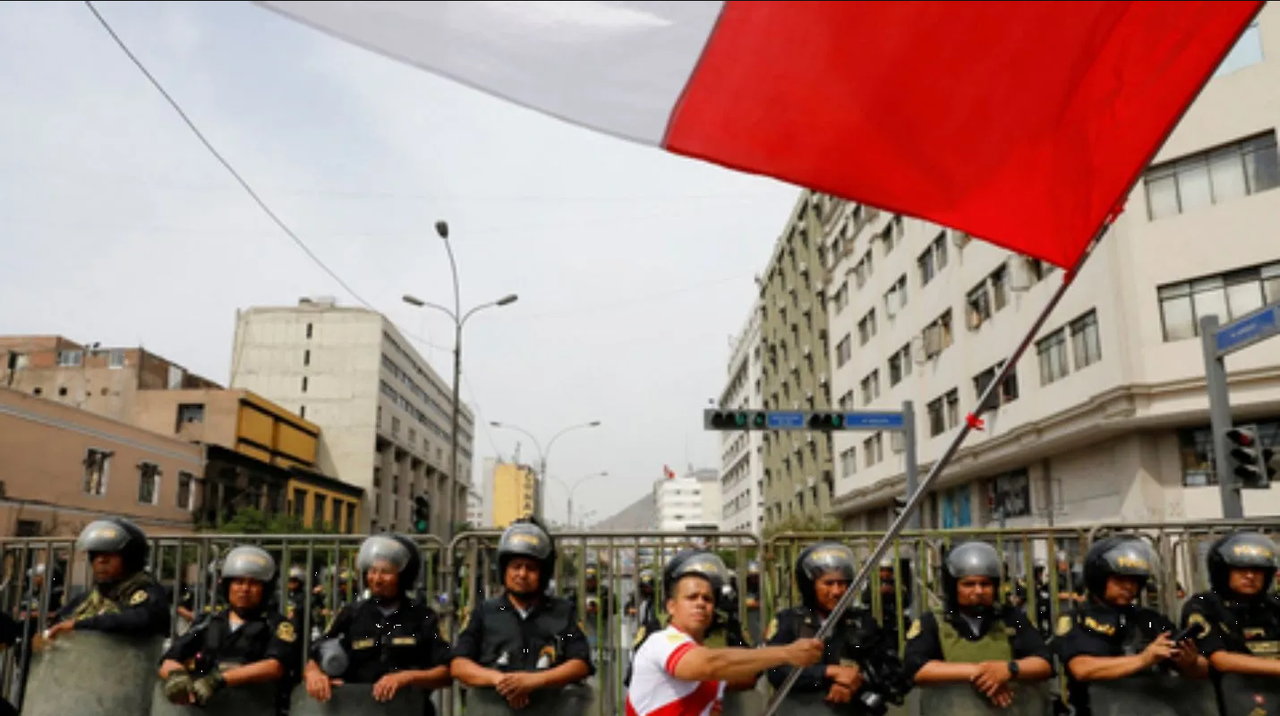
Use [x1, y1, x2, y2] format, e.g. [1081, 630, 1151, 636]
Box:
[259, 1, 1262, 268]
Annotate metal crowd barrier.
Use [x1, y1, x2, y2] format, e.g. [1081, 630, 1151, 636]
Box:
[0, 519, 1275, 715]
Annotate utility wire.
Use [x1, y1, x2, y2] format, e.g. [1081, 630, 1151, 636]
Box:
[82, 0, 504, 461]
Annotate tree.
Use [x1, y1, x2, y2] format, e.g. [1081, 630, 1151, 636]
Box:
[205, 507, 338, 535]
[763, 514, 841, 541]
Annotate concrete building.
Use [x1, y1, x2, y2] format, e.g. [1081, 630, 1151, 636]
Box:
[824, 10, 1280, 536]
[466, 487, 485, 528]
[718, 306, 765, 534]
[653, 468, 722, 531]
[757, 192, 837, 528]
[0, 386, 201, 536]
[488, 460, 536, 528]
[229, 297, 475, 536]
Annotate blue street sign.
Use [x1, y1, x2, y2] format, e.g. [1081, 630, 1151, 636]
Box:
[767, 411, 806, 429]
[845, 412, 906, 430]
[1215, 304, 1280, 357]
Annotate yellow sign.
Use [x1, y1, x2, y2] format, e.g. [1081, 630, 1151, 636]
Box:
[1115, 556, 1149, 570]
[1232, 544, 1274, 560]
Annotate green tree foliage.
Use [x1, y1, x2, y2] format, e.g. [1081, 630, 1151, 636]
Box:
[204, 508, 338, 536]
[763, 513, 841, 541]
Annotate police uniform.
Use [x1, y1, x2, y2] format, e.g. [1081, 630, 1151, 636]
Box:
[764, 542, 909, 715]
[315, 597, 452, 683]
[904, 608, 1050, 676]
[164, 607, 299, 680]
[453, 592, 593, 675]
[1181, 531, 1280, 716]
[56, 519, 170, 637]
[1055, 536, 1210, 716]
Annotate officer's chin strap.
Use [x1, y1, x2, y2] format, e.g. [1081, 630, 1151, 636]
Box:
[761, 222, 1112, 716]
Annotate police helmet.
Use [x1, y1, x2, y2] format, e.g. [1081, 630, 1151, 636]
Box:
[941, 541, 1002, 606]
[638, 568, 655, 587]
[585, 562, 600, 580]
[496, 518, 556, 590]
[1207, 532, 1278, 595]
[288, 565, 305, 581]
[795, 542, 856, 607]
[219, 546, 278, 603]
[663, 550, 729, 600]
[76, 518, 149, 573]
[356, 534, 422, 592]
[1084, 535, 1156, 599]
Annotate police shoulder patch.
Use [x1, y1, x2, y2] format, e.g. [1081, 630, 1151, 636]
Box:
[632, 625, 648, 648]
[458, 607, 471, 632]
[764, 618, 778, 642]
[276, 621, 296, 643]
[1186, 612, 1210, 633]
[906, 619, 923, 641]
[129, 590, 148, 606]
[1056, 615, 1073, 637]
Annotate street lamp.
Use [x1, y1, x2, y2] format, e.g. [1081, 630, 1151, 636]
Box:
[547, 471, 607, 527]
[489, 420, 602, 520]
[402, 219, 518, 541]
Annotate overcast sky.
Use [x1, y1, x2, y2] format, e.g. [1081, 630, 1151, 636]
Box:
[0, 1, 802, 524]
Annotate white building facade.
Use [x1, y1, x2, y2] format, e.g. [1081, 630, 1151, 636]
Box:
[654, 469, 722, 531]
[718, 305, 766, 534]
[229, 298, 475, 536]
[823, 11, 1280, 536]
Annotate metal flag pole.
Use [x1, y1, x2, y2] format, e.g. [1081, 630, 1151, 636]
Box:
[761, 218, 1115, 716]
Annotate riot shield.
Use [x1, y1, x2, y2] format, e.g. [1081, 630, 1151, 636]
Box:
[1087, 672, 1217, 716]
[720, 687, 766, 716]
[148, 681, 278, 716]
[772, 689, 899, 716]
[288, 682, 427, 716]
[462, 683, 597, 716]
[21, 631, 164, 716]
[1217, 673, 1280, 716]
[919, 682, 1051, 716]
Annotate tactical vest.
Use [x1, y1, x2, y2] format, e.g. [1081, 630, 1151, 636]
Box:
[71, 571, 154, 621]
[935, 610, 1013, 663]
[477, 596, 576, 672]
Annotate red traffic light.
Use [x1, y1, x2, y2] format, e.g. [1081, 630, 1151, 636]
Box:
[1226, 427, 1257, 447]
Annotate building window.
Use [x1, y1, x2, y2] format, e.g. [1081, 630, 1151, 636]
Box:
[853, 250, 874, 289]
[1069, 310, 1102, 369]
[1213, 20, 1264, 78]
[1144, 131, 1279, 220]
[918, 232, 948, 286]
[990, 264, 1009, 312]
[346, 503, 356, 534]
[177, 471, 194, 510]
[863, 433, 883, 467]
[306, 323, 313, 339]
[137, 462, 160, 504]
[83, 448, 111, 496]
[836, 335, 852, 367]
[884, 275, 907, 317]
[108, 349, 126, 368]
[1158, 261, 1280, 341]
[303, 349, 311, 367]
[300, 405, 306, 419]
[987, 469, 1032, 519]
[927, 396, 946, 437]
[860, 370, 880, 406]
[974, 361, 1020, 407]
[313, 493, 328, 527]
[833, 281, 849, 313]
[293, 488, 306, 518]
[176, 403, 205, 426]
[858, 309, 878, 346]
[966, 281, 992, 330]
[391, 416, 401, 435]
[1037, 330, 1070, 385]
[57, 350, 82, 367]
[945, 389, 960, 429]
[301, 376, 309, 393]
[923, 310, 954, 359]
[1178, 427, 1217, 486]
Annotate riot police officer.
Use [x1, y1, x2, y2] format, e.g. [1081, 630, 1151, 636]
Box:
[1055, 535, 1210, 716]
[158, 546, 298, 707]
[1181, 531, 1280, 716]
[904, 541, 1054, 714]
[303, 534, 452, 706]
[625, 568, 657, 625]
[765, 542, 911, 714]
[43, 518, 169, 642]
[451, 518, 593, 712]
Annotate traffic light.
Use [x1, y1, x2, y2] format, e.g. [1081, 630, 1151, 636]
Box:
[892, 496, 907, 517]
[1224, 426, 1273, 489]
[412, 496, 431, 534]
[807, 412, 845, 430]
[705, 410, 768, 431]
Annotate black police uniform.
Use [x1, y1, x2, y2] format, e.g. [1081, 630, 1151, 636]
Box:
[1181, 589, 1280, 715]
[164, 605, 301, 675]
[1054, 601, 1179, 716]
[902, 607, 1052, 679]
[56, 574, 170, 636]
[765, 604, 906, 712]
[453, 593, 593, 675]
[313, 597, 452, 684]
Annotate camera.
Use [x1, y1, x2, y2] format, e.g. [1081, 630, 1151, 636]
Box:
[846, 635, 913, 716]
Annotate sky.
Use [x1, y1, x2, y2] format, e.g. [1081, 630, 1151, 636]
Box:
[0, 1, 802, 525]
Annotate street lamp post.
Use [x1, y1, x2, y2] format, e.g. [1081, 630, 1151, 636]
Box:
[547, 471, 607, 528]
[489, 420, 602, 521]
[404, 219, 517, 542]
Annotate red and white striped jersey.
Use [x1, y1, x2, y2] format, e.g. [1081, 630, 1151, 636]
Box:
[625, 626, 725, 716]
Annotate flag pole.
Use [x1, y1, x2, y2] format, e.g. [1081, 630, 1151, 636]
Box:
[760, 217, 1115, 716]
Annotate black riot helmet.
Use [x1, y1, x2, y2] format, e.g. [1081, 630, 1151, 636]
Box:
[795, 542, 856, 609]
[496, 518, 556, 592]
[663, 550, 729, 601]
[219, 545, 278, 610]
[356, 534, 421, 595]
[1206, 531, 1278, 597]
[1083, 535, 1156, 601]
[941, 541, 1002, 610]
[76, 518, 149, 575]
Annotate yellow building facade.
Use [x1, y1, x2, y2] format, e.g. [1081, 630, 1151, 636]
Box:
[491, 462, 536, 528]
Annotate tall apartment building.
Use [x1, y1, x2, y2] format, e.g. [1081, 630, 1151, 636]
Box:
[487, 460, 536, 528]
[758, 192, 836, 527]
[718, 305, 765, 533]
[230, 297, 475, 536]
[654, 468, 721, 531]
[824, 11, 1280, 536]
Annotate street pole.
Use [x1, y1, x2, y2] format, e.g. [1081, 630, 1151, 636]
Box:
[490, 421, 603, 523]
[447, 319, 463, 539]
[902, 400, 919, 531]
[1201, 314, 1244, 519]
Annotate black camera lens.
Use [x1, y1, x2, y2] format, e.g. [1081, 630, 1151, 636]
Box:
[859, 691, 888, 716]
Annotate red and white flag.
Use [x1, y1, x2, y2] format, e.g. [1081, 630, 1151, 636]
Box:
[258, 1, 1260, 269]
[663, 464, 676, 480]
